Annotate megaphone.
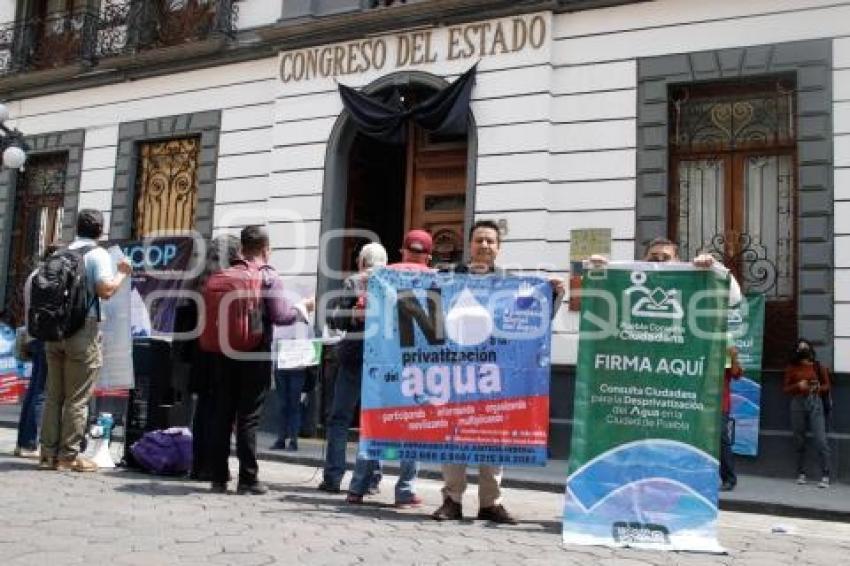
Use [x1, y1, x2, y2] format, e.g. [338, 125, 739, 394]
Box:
[88, 437, 116, 469]
[84, 422, 116, 469]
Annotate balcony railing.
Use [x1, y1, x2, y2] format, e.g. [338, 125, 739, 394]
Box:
[0, 0, 238, 77]
[365, 0, 411, 8]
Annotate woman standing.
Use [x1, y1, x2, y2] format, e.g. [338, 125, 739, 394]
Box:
[783, 339, 832, 488]
[177, 235, 242, 481]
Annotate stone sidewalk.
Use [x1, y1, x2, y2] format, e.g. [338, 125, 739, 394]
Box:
[250, 431, 850, 522]
[2, 401, 850, 523]
[2, 427, 850, 566]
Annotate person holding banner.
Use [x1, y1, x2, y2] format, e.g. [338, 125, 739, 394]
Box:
[431, 220, 564, 524]
[344, 230, 434, 506]
[594, 239, 744, 491]
[320, 242, 421, 505]
[783, 339, 832, 488]
[589, 237, 742, 306]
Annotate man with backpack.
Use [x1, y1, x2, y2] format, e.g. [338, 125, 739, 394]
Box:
[202, 225, 313, 495]
[34, 209, 131, 472]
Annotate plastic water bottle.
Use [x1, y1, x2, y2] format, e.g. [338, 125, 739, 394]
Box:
[97, 413, 113, 442]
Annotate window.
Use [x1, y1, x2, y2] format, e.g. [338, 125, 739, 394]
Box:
[3, 152, 66, 326]
[670, 77, 797, 368]
[133, 137, 200, 238]
[31, 0, 91, 69]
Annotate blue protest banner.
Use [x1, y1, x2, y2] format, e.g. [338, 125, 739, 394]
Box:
[359, 268, 552, 466]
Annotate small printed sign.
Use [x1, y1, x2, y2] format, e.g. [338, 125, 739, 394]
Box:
[570, 228, 612, 262]
[276, 339, 323, 369]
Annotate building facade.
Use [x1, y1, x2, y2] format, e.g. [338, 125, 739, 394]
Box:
[0, 0, 847, 478]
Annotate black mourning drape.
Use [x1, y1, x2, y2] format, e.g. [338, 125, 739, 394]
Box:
[338, 65, 477, 144]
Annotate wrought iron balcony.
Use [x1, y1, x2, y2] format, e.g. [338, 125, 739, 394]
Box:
[365, 0, 413, 8]
[0, 0, 238, 77]
[281, 0, 430, 20]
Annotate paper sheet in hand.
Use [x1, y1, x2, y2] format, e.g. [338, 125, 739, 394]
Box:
[276, 339, 322, 369]
[97, 246, 134, 391]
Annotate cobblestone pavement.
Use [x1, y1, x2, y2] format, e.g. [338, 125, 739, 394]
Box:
[1, 432, 849, 565]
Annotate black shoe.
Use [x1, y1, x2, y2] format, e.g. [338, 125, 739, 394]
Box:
[210, 482, 228, 494]
[237, 482, 269, 495]
[477, 504, 518, 525]
[431, 498, 463, 521]
[317, 481, 341, 493]
[720, 481, 736, 492]
[287, 439, 298, 452]
[270, 439, 287, 450]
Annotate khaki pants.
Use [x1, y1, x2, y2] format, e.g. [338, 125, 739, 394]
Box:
[441, 463, 503, 508]
[40, 319, 103, 460]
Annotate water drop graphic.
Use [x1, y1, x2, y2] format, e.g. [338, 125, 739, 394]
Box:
[445, 288, 494, 346]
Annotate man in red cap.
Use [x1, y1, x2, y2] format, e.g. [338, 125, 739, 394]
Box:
[396, 229, 434, 270]
[344, 229, 434, 506]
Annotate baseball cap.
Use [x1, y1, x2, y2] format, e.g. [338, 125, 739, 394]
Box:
[403, 229, 433, 254]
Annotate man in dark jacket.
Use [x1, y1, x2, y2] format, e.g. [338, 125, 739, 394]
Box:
[319, 242, 388, 493]
[209, 226, 313, 495]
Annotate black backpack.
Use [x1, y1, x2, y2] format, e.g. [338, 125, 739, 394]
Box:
[28, 245, 98, 341]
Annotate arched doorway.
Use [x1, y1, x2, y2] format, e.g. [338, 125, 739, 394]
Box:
[317, 71, 477, 299]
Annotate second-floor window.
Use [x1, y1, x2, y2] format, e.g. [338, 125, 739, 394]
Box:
[36, 0, 89, 65]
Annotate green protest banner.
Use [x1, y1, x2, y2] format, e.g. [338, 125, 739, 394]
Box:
[563, 263, 730, 552]
[728, 294, 766, 456]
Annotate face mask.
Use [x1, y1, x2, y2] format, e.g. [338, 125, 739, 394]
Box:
[795, 348, 812, 361]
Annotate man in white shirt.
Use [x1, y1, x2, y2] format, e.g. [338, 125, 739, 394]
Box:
[39, 209, 131, 472]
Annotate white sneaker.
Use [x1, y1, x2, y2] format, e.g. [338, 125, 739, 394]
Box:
[796, 474, 807, 485]
[818, 477, 830, 489]
[13, 446, 40, 459]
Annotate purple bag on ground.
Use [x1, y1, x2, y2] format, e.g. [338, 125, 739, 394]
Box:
[130, 427, 193, 475]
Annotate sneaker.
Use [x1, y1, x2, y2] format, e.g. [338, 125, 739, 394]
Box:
[720, 481, 736, 492]
[236, 482, 269, 495]
[14, 446, 39, 459]
[367, 485, 381, 495]
[287, 439, 298, 452]
[477, 504, 518, 525]
[431, 498, 463, 521]
[796, 474, 807, 485]
[317, 481, 341, 493]
[819, 477, 830, 489]
[270, 439, 288, 450]
[346, 493, 364, 504]
[56, 456, 97, 472]
[210, 482, 228, 494]
[38, 455, 57, 470]
[395, 494, 423, 508]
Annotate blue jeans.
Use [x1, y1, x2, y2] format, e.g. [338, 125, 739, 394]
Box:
[322, 364, 361, 488]
[274, 368, 306, 442]
[17, 341, 46, 450]
[349, 456, 419, 502]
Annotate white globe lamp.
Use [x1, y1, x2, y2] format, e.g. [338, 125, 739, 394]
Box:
[3, 145, 27, 170]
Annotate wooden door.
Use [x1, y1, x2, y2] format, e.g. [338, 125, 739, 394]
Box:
[669, 78, 797, 368]
[405, 125, 467, 267]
